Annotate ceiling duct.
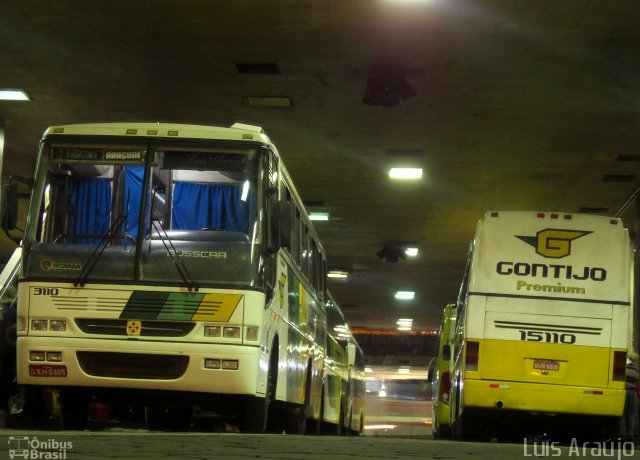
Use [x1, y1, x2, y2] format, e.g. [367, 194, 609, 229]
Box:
[362, 70, 416, 107]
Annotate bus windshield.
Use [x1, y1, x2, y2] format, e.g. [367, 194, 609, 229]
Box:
[23, 141, 265, 289]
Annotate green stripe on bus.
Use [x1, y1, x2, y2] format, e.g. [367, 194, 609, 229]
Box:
[120, 291, 170, 319]
[156, 292, 205, 320]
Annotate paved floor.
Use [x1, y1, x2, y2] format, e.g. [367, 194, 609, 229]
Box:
[1, 429, 638, 460]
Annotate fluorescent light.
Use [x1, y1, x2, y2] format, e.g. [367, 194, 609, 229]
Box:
[309, 212, 329, 221]
[397, 318, 413, 325]
[405, 247, 418, 257]
[395, 291, 415, 300]
[397, 326, 412, 331]
[364, 367, 373, 373]
[398, 367, 411, 374]
[328, 270, 348, 279]
[389, 167, 422, 180]
[0, 89, 30, 101]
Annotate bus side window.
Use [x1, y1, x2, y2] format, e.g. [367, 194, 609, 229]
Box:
[292, 208, 301, 266]
[301, 224, 310, 279]
[309, 239, 316, 289]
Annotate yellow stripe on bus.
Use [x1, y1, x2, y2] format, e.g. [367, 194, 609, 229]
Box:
[192, 293, 243, 321]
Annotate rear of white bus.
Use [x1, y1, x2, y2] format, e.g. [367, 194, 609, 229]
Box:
[453, 211, 631, 438]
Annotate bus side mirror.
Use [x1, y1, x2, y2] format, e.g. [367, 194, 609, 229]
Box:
[1, 183, 18, 230]
[443, 344, 451, 361]
[277, 201, 292, 250]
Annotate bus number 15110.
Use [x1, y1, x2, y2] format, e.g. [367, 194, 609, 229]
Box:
[518, 330, 576, 344]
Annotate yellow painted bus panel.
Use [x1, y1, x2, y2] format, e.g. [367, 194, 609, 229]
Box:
[463, 378, 625, 417]
[479, 339, 620, 388]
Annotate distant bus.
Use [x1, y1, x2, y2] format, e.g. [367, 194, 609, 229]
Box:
[12, 122, 339, 433]
[431, 303, 456, 438]
[322, 293, 365, 434]
[450, 211, 633, 440]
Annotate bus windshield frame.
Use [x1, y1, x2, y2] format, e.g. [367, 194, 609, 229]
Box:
[22, 136, 268, 291]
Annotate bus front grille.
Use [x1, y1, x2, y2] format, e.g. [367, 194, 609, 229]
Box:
[75, 318, 195, 337]
[77, 352, 189, 379]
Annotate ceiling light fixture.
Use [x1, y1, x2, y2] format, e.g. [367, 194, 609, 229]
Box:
[397, 318, 413, 331]
[309, 212, 329, 221]
[395, 291, 415, 300]
[328, 270, 349, 279]
[0, 89, 30, 101]
[389, 167, 423, 180]
[404, 247, 418, 257]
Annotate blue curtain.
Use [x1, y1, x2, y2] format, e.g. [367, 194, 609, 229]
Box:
[66, 177, 112, 243]
[172, 182, 251, 233]
[124, 166, 145, 237]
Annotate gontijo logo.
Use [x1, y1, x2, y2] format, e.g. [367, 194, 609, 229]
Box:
[515, 229, 591, 259]
[496, 227, 607, 291]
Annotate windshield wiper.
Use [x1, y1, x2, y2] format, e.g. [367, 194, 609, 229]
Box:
[73, 215, 126, 287]
[151, 221, 199, 292]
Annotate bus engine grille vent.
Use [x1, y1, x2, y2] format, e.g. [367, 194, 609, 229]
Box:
[75, 318, 195, 337]
[77, 352, 189, 379]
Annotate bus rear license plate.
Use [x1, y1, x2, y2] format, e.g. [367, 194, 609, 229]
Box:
[533, 360, 560, 371]
[29, 364, 67, 377]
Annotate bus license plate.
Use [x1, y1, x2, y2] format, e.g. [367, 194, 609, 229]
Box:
[533, 360, 560, 371]
[29, 364, 67, 377]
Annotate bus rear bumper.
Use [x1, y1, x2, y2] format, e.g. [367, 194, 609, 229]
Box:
[16, 336, 267, 397]
[463, 379, 625, 417]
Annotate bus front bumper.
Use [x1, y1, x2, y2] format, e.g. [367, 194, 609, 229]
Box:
[16, 336, 266, 397]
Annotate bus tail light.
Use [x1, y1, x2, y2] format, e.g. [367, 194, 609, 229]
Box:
[612, 351, 627, 381]
[465, 341, 479, 371]
[440, 371, 451, 403]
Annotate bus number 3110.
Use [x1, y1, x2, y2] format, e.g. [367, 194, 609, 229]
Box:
[518, 330, 576, 344]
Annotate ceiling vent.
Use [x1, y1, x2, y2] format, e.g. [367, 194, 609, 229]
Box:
[234, 62, 280, 74]
[362, 70, 416, 107]
[601, 174, 636, 182]
[247, 96, 292, 108]
[616, 154, 640, 162]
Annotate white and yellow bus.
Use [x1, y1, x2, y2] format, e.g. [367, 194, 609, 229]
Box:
[431, 303, 456, 439]
[450, 211, 633, 440]
[11, 122, 341, 432]
[321, 294, 365, 434]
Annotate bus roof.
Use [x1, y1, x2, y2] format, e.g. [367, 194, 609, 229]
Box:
[42, 122, 275, 146]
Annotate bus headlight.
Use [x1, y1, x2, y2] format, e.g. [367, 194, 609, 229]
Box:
[30, 351, 46, 361]
[47, 352, 63, 362]
[204, 326, 222, 337]
[205, 359, 221, 369]
[223, 327, 241, 339]
[31, 320, 48, 331]
[222, 360, 239, 370]
[49, 320, 67, 332]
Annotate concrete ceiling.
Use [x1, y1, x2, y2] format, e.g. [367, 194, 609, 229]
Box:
[0, 0, 639, 334]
